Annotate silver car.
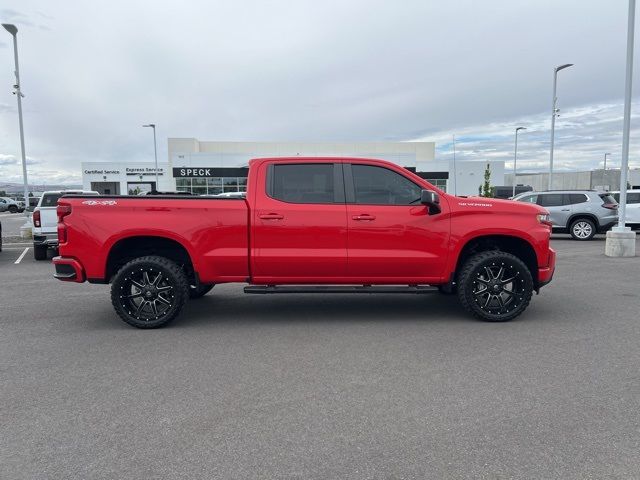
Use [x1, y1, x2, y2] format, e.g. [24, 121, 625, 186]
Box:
[513, 190, 618, 240]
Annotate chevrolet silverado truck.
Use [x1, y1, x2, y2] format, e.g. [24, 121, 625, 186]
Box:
[52, 157, 556, 328]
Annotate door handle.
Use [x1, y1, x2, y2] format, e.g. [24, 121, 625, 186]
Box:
[259, 213, 284, 220]
[561, 209, 570, 211]
[352, 214, 376, 221]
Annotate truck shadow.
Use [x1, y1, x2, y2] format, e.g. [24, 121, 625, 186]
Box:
[176, 291, 479, 329]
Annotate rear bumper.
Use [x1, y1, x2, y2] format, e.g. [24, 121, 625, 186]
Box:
[598, 219, 618, 233]
[34, 233, 59, 247]
[537, 248, 556, 288]
[52, 256, 85, 282]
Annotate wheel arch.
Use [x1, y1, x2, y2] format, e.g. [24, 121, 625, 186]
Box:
[566, 213, 599, 228]
[105, 235, 196, 283]
[452, 234, 539, 289]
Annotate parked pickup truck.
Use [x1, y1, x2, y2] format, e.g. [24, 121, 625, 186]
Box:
[32, 190, 99, 260]
[53, 157, 556, 328]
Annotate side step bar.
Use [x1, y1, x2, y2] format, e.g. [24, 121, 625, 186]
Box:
[244, 285, 438, 294]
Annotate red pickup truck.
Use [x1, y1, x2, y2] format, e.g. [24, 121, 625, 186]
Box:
[53, 157, 555, 328]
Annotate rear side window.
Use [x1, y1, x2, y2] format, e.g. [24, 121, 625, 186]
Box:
[269, 164, 336, 204]
[351, 165, 422, 205]
[627, 192, 640, 204]
[599, 194, 618, 205]
[537, 194, 564, 207]
[517, 194, 538, 204]
[568, 194, 588, 204]
[41, 194, 62, 207]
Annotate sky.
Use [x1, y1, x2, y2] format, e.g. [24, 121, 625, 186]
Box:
[1, 0, 640, 185]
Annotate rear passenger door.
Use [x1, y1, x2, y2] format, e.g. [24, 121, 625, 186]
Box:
[537, 193, 568, 227]
[251, 162, 348, 280]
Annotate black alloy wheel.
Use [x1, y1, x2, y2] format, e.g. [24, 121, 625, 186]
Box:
[458, 251, 533, 322]
[111, 256, 189, 328]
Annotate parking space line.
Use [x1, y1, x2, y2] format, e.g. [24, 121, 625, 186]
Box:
[14, 247, 30, 264]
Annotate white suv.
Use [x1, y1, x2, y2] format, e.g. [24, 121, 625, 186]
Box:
[611, 190, 640, 228]
[32, 190, 99, 260]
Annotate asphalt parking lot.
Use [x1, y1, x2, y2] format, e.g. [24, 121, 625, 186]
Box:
[1, 235, 639, 479]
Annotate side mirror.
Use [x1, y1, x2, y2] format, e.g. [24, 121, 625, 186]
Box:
[420, 190, 441, 215]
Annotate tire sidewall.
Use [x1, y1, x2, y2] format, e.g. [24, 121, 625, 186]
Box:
[570, 218, 596, 241]
[458, 252, 534, 322]
[111, 256, 188, 328]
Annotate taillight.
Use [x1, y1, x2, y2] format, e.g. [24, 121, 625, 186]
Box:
[33, 209, 41, 227]
[57, 204, 72, 244]
[602, 203, 618, 210]
[57, 204, 72, 222]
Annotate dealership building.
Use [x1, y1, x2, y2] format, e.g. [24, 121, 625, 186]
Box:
[81, 139, 505, 196]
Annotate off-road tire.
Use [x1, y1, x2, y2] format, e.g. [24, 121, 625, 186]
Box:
[569, 218, 596, 241]
[189, 284, 214, 299]
[111, 255, 189, 329]
[33, 244, 48, 260]
[457, 250, 533, 322]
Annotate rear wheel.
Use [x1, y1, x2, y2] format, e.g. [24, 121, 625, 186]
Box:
[111, 255, 189, 329]
[189, 284, 214, 299]
[570, 218, 596, 240]
[33, 244, 48, 260]
[458, 251, 533, 322]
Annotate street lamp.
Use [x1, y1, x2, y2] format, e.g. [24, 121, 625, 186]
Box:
[603, 152, 611, 189]
[513, 127, 526, 197]
[142, 124, 159, 190]
[2, 23, 29, 211]
[548, 63, 574, 190]
[606, 0, 636, 258]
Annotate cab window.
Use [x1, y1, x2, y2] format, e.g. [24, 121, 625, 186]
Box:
[351, 165, 422, 205]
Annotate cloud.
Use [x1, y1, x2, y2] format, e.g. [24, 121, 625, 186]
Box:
[0, 0, 638, 185]
[421, 101, 640, 173]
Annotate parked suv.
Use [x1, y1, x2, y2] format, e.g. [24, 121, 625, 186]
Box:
[610, 190, 640, 228]
[32, 190, 99, 260]
[513, 190, 618, 240]
[0, 197, 25, 213]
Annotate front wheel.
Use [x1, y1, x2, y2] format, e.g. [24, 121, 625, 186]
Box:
[111, 256, 189, 329]
[457, 251, 533, 322]
[189, 284, 214, 299]
[8, 205, 17, 213]
[570, 218, 596, 241]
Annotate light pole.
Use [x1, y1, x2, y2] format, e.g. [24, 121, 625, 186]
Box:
[142, 124, 159, 190]
[2, 23, 29, 210]
[603, 152, 611, 189]
[548, 63, 574, 190]
[606, 0, 636, 258]
[513, 127, 526, 197]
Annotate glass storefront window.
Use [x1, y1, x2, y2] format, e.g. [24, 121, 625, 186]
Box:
[176, 176, 249, 195]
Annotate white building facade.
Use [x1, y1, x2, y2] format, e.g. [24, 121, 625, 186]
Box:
[82, 139, 505, 196]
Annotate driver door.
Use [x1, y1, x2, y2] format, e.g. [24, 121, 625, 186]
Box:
[344, 163, 450, 282]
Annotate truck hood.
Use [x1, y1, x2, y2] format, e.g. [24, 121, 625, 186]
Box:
[449, 196, 547, 215]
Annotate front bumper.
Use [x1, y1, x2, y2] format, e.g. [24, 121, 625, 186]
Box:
[52, 256, 85, 282]
[537, 248, 556, 288]
[34, 233, 59, 247]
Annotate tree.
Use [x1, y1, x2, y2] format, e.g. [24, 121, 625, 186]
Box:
[478, 162, 495, 198]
